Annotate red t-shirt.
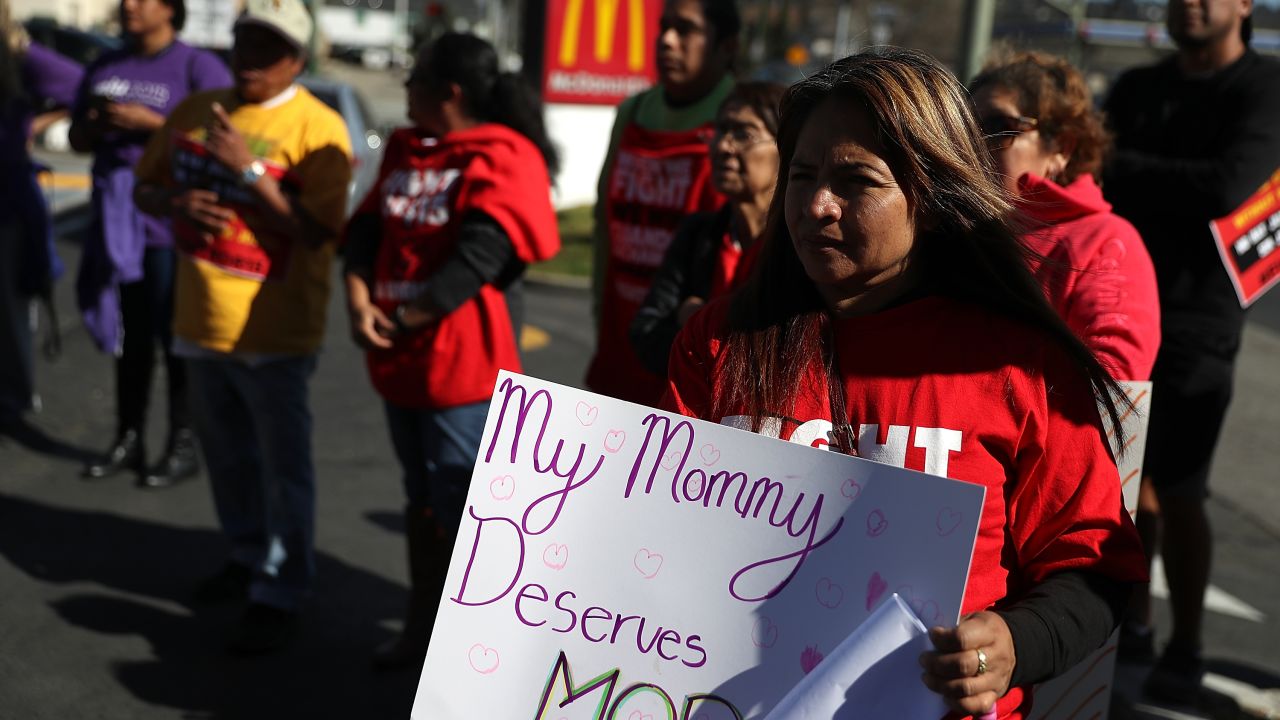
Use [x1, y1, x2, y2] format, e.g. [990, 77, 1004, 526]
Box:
[354, 125, 559, 408]
[662, 295, 1147, 720]
[586, 122, 722, 405]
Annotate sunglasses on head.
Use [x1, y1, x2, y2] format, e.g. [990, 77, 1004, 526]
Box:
[978, 114, 1038, 150]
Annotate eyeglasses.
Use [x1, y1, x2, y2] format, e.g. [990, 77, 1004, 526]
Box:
[978, 114, 1038, 151]
[712, 122, 773, 151]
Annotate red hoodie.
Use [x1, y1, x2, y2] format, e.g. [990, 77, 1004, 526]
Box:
[1017, 174, 1160, 382]
[356, 125, 560, 408]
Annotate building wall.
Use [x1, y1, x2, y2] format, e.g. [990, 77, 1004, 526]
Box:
[10, 0, 117, 29]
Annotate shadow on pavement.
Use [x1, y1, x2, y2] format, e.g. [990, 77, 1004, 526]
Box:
[0, 418, 98, 464]
[365, 509, 405, 535]
[0, 494, 422, 718]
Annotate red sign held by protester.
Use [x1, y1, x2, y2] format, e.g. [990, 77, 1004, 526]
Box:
[542, 0, 663, 105]
[1211, 167, 1280, 307]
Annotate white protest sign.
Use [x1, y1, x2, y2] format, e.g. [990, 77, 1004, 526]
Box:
[1109, 382, 1152, 520]
[412, 371, 985, 719]
[764, 593, 948, 720]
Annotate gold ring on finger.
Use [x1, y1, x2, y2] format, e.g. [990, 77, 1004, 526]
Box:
[975, 648, 988, 676]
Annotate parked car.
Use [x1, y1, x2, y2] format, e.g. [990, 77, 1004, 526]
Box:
[299, 76, 385, 217]
[23, 18, 121, 67]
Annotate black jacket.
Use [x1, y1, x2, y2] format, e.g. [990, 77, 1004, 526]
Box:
[1104, 50, 1280, 342]
[629, 207, 733, 376]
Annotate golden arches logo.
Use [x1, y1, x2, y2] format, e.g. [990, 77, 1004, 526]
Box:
[558, 0, 646, 72]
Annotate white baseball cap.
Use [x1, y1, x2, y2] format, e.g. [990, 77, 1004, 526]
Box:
[234, 0, 313, 52]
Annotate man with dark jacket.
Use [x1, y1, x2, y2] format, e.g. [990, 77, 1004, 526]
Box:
[1103, 0, 1280, 704]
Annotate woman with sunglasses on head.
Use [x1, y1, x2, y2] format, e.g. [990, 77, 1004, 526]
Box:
[662, 49, 1146, 719]
[341, 32, 560, 670]
[969, 51, 1159, 382]
[630, 81, 783, 376]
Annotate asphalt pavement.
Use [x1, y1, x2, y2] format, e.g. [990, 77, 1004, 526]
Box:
[2, 114, 1278, 718]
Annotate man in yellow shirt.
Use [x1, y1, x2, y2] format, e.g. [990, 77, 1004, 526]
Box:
[134, 0, 351, 653]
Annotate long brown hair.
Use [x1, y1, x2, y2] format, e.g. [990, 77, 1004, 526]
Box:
[715, 47, 1128, 444]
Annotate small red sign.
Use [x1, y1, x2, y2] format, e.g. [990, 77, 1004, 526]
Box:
[1210, 168, 1280, 307]
[542, 0, 663, 105]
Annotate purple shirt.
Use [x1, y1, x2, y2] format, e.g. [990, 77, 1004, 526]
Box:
[74, 40, 231, 247]
[1, 42, 82, 221]
[73, 40, 231, 353]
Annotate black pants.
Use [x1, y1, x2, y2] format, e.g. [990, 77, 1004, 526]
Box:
[117, 247, 187, 437]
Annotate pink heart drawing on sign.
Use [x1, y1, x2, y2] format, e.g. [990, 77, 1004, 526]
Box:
[800, 645, 824, 675]
[699, 444, 720, 465]
[936, 507, 962, 536]
[866, 571, 888, 611]
[661, 449, 682, 470]
[815, 577, 844, 609]
[686, 475, 705, 497]
[634, 548, 663, 579]
[627, 712, 653, 720]
[467, 643, 500, 674]
[543, 543, 569, 570]
[866, 509, 888, 537]
[751, 616, 778, 648]
[896, 586, 942, 626]
[841, 478, 862, 500]
[576, 401, 599, 426]
[914, 599, 940, 626]
[489, 475, 515, 501]
[604, 430, 627, 453]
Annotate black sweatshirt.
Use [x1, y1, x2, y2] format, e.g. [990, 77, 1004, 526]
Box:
[1103, 50, 1280, 342]
[343, 211, 524, 330]
[630, 208, 733, 376]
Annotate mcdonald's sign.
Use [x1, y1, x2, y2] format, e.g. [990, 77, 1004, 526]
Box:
[542, 0, 663, 104]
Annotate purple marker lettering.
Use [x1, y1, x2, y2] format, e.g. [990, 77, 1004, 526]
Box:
[450, 506, 525, 607]
[634, 618, 663, 653]
[682, 636, 709, 669]
[532, 652, 622, 719]
[581, 606, 614, 643]
[610, 614, 644, 644]
[514, 582, 549, 628]
[729, 512, 845, 602]
[656, 629, 683, 661]
[552, 590, 578, 633]
[625, 414, 695, 502]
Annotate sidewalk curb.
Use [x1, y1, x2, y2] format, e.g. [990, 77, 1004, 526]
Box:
[526, 270, 590, 291]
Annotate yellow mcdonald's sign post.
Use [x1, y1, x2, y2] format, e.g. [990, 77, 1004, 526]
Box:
[543, 0, 661, 104]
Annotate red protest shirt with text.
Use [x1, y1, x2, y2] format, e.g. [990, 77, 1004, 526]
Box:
[586, 122, 722, 405]
[661, 295, 1147, 720]
[355, 125, 559, 409]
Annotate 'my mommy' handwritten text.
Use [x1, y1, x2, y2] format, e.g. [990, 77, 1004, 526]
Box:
[448, 377, 845, 668]
[625, 413, 845, 602]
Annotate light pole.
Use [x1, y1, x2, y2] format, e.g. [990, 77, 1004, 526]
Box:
[959, 0, 995, 83]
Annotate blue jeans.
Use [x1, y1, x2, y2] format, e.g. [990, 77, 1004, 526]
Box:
[187, 354, 317, 610]
[384, 400, 488, 532]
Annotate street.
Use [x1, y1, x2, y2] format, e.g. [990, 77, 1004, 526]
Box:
[1, 83, 1278, 717]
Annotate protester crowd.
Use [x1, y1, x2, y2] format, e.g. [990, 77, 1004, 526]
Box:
[2, 0, 1278, 715]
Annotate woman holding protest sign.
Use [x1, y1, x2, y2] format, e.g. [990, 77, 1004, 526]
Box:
[662, 49, 1146, 719]
[969, 50, 1159, 383]
[630, 81, 783, 376]
[341, 32, 560, 670]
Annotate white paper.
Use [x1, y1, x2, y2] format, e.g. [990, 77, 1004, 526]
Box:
[764, 593, 948, 720]
[412, 372, 985, 719]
